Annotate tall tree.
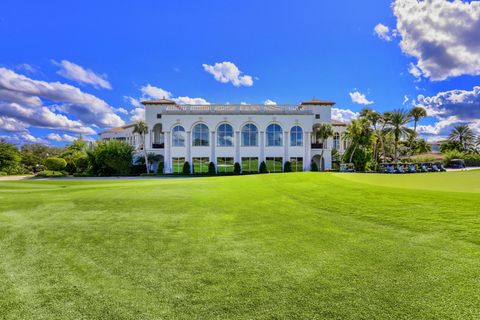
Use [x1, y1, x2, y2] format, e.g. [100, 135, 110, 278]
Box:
[314, 123, 334, 166]
[385, 109, 411, 162]
[360, 108, 382, 162]
[133, 121, 150, 174]
[343, 118, 372, 164]
[408, 106, 427, 155]
[448, 125, 474, 151]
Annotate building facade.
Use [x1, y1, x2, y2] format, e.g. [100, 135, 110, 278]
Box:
[99, 99, 349, 173]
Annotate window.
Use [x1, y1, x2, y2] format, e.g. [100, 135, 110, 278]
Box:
[172, 126, 185, 147]
[241, 123, 258, 146]
[192, 123, 209, 146]
[333, 132, 340, 150]
[343, 140, 348, 150]
[157, 114, 162, 119]
[193, 157, 209, 173]
[266, 157, 283, 172]
[172, 157, 185, 174]
[241, 157, 258, 173]
[315, 114, 320, 119]
[217, 157, 234, 173]
[290, 126, 303, 146]
[290, 157, 303, 172]
[266, 124, 283, 147]
[217, 123, 234, 147]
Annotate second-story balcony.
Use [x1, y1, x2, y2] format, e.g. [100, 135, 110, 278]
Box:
[311, 143, 324, 149]
[152, 143, 164, 149]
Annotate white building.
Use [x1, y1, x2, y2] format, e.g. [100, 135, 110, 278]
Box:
[99, 98, 349, 173]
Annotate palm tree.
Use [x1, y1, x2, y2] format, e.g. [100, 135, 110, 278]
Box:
[377, 111, 391, 161]
[343, 119, 370, 163]
[360, 108, 381, 162]
[408, 106, 427, 155]
[448, 125, 474, 151]
[133, 121, 149, 174]
[314, 123, 334, 166]
[385, 109, 411, 162]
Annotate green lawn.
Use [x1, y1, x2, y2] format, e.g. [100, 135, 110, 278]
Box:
[1, 172, 479, 319]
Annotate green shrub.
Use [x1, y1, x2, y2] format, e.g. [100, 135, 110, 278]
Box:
[0, 171, 7, 176]
[36, 170, 67, 177]
[87, 140, 134, 176]
[233, 162, 241, 175]
[442, 150, 465, 165]
[259, 161, 268, 174]
[411, 155, 437, 163]
[311, 161, 319, 172]
[182, 161, 191, 174]
[208, 162, 216, 175]
[74, 155, 89, 173]
[464, 153, 480, 166]
[284, 161, 292, 172]
[157, 162, 164, 174]
[44, 157, 67, 171]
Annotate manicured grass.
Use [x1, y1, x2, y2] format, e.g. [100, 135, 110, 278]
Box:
[0, 172, 479, 319]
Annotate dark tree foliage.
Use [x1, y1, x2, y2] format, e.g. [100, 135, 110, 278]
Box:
[310, 161, 319, 172]
[182, 161, 191, 174]
[0, 140, 21, 172]
[87, 140, 134, 176]
[259, 161, 268, 174]
[284, 161, 292, 172]
[233, 162, 241, 175]
[208, 162, 216, 175]
[44, 157, 67, 171]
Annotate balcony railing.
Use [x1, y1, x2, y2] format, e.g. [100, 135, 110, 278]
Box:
[152, 143, 164, 149]
[163, 104, 312, 114]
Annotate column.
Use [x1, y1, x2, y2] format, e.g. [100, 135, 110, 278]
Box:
[186, 131, 192, 171]
[235, 131, 240, 165]
[284, 131, 289, 165]
[164, 131, 171, 173]
[304, 131, 311, 171]
[211, 131, 216, 166]
[259, 131, 265, 164]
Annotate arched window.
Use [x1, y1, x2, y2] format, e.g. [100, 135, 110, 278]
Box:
[217, 123, 234, 147]
[241, 123, 258, 146]
[192, 123, 209, 146]
[266, 124, 283, 147]
[333, 132, 340, 150]
[290, 126, 303, 146]
[172, 125, 185, 147]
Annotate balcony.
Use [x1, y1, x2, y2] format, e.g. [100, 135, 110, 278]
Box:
[152, 143, 164, 149]
[311, 143, 324, 149]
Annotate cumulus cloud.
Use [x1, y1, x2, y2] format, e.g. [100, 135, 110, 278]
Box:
[349, 90, 373, 105]
[124, 96, 142, 108]
[54, 60, 112, 89]
[47, 133, 77, 142]
[1, 132, 45, 144]
[114, 107, 129, 115]
[416, 86, 480, 135]
[393, 0, 480, 80]
[332, 108, 359, 123]
[264, 99, 277, 105]
[138, 84, 210, 106]
[129, 107, 144, 122]
[0, 67, 124, 128]
[202, 62, 254, 87]
[0, 116, 29, 132]
[374, 23, 393, 41]
[408, 62, 422, 79]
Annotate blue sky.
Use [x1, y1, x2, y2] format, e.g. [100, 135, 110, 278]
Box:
[1, 0, 479, 145]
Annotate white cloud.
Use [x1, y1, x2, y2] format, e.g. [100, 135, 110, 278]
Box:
[349, 90, 373, 105]
[408, 62, 422, 79]
[332, 108, 359, 123]
[1, 132, 45, 144]
[130, 107, 144, 122]
[124, 96, 142, 108]
[264, 99, 277, 105]
[202, 62, 254, 87]
[141, 84, 172, 99]
[16, 63, 37, 74]
[54, 60, 112, 89]
[403, 95, 409, 105]
[374, 23, 392, 41]
[0, 67, 124, 128]
[47, 133, 77, 142]
[416, 86, 480, 135]
[393, 0, 480, 81]
[139, 84, 210, 105]
[0, 116, 29, 132]
[114, 107, 128, 115]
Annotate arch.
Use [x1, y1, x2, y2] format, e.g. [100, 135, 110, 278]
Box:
[152, 123, 164, 148]
[216, 123, 234, 147]
[311, 155, 325, 171]
[241, 123, 258, 147]
[266, 123, 283, 147]
[290, 125, 303, 147]
[192, 123, 209, 146]
[333, 132, 340, 150]
[172, 125, 185, 147]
